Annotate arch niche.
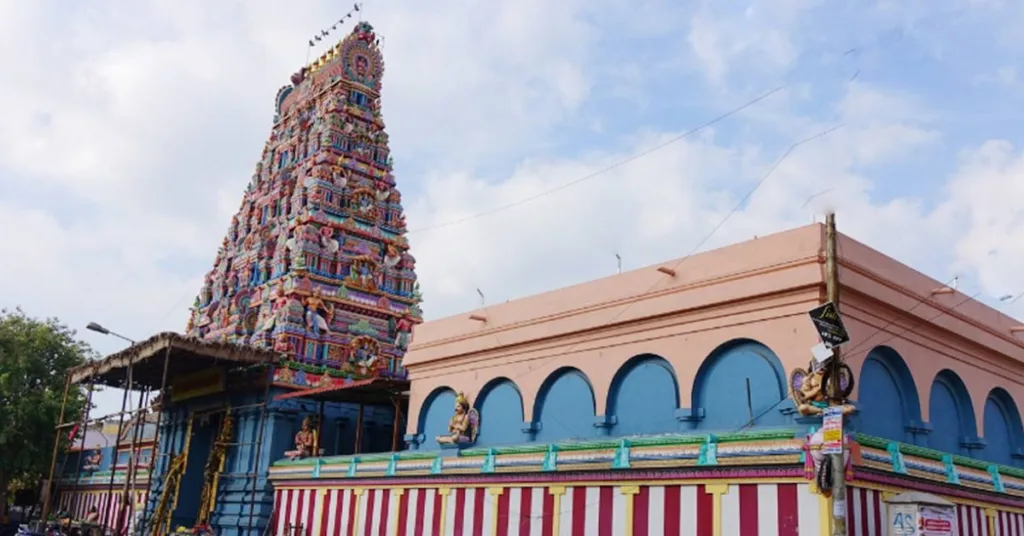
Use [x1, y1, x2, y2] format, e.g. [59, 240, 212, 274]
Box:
[473, 377, 525, 447]
[691, 339, 789, 431]
[928, 369, 978, 455]
[983, 388, 1024, 466]
[417, 387, 457, 449]
[606, 354, 680, 437]
[532, 367, 598, 443]
[856, 346, 922, 443]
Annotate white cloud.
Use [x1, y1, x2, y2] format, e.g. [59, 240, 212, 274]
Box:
[1, 0, 1023, 417]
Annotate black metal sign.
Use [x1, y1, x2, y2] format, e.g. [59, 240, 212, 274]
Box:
[808, 301, 850, 348]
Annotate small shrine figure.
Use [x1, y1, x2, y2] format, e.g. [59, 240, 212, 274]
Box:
[392, 314, 414, 351]
[285, 416, 317, 460]
[790, 363, 856, 417]
[383, 245, 401, 269]
[83, 446, 102, 472]
[305, 289, 334, 335]
[258, 287, 289, 335]
[436, 392, 480, 447]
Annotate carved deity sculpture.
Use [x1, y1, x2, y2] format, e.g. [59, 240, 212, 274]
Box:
[83, 446, 102, 472]
[790, 362, 856, 417]
[257, 286, 289, 336]
[383, 245, 401, 269]
[305, 288, 334, 335]
[285, 416, 317, 460]
[393, 314, 414, 351]
[436, 392, 480, 447]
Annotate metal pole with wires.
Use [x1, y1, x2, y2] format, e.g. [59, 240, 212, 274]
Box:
[825, 212, 848, 536]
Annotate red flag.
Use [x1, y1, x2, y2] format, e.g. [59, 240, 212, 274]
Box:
[67, 423, 80, 442]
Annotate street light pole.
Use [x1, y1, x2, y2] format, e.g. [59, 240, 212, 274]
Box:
[86, 322, 136, 345]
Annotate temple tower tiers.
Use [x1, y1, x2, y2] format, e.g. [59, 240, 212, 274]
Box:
[186, 22, 423, 383]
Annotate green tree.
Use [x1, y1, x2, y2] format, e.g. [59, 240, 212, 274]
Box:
[0, 309, 93, 519]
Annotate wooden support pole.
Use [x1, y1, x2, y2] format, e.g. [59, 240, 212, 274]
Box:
[389, 393, 401, 452]
[825, 212, 848, 536]
[316, 400, 325, 456]
[115, 386, 147, 536]
[136, 345, 171, 536]
[354, 403, 365, 454]
[245, 359, 276, 532]
[104, 364, 133, 534]
[40, 374, 73, 524]
[69, 381, 96, 517]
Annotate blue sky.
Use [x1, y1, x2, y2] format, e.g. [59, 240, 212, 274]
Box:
[1, 0, 1023, 414]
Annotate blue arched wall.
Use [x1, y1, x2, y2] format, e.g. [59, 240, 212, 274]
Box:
[533, 367, 598, 443]
[856, 346, 922, 443]
[418, 387, 457, 449]
[983, 388, 1023, 466]
[474, 378, 525, 446]
[607, 354, 680, 436]
[928, 370, 977, 455]
[690, 339, 789, 431]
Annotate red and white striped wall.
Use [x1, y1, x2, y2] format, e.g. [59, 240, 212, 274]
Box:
[272, 482, 825, 536]
[845, 486, 1024, 536]
[54, 489, 143, 534]
[995, 510, 1024, 536]
[273, 483, 1024, 536]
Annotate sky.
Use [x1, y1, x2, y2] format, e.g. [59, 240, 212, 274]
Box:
[2, 0, 1023, 417]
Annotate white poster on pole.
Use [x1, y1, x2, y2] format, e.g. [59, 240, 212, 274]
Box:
[821, 406, 844, 454]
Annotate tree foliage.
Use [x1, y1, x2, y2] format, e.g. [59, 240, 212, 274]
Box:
[0, 308, 94, 514]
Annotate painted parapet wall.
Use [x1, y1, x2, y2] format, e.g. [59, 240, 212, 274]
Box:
[266, 429, 1024, 536]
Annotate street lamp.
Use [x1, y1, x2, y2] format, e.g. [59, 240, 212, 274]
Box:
[86, 322, 136, 345]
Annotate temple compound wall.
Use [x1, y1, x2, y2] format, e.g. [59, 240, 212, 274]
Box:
[404, 223, 1024, 463]
[268, 223, 1024, 536]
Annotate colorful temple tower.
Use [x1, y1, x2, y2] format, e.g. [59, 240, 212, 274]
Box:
[185, 20, 422, 385]
[57, 22, 423, 536]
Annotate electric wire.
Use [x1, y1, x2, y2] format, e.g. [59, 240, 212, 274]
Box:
[405, 87, 784, 235]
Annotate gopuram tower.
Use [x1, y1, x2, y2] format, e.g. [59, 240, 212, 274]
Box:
[187, 21, 423, 388]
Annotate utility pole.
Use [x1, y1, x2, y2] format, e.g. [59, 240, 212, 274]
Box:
[825, 212, 847, 536]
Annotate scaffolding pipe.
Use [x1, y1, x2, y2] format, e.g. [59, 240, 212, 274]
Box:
[246, 360, 275, 534]
[115, 386, 148, 536]
[40, 374, 72, 524]
[103, 362, 133, 534]
[55, 404, 159, 429]
[68, 381, 96, 518]
[137, 345, 171, 536]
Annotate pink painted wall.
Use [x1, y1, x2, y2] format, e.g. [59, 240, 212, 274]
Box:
[403, 223, 1024, 436]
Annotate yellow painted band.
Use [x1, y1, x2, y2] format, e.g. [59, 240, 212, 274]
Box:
[390, 489, 405, 536]
[818, 493, 831, 536]
[488, 488, 504, 536]
[311, 489, 326, 536]
[549, 487, 566, 536]
[620, 486, 639, 536]
[705, 484, 729, 536]
[351, 489, 364, 536]
[437, 488, 451, 536]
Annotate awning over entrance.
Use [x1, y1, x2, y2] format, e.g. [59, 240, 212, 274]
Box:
[68, 332, 281, 389]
